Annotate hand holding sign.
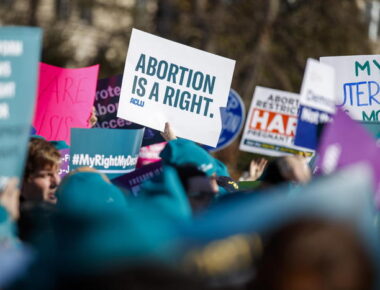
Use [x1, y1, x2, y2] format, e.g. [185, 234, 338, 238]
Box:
[88, 107, 98, 127]
[160, 122, 177, 142]
[248, 158, 268, 181]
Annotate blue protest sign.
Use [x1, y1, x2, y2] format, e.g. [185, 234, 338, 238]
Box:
[0, 27, 42, 183]
[204, 89, 245, 152]
[294, 105, 331, 149]
[94, 75, 164, 146]
[70, 128, 145, 179]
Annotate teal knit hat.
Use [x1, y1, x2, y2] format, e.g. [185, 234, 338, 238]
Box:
[160, 139, 230, 177]
[57, 172, 128, 214]
[137, 165, 192, 220]
[30, 135, 70, 150]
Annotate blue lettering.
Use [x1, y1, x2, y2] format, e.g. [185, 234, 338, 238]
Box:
[147, 57, 157, 76]
[130, 97, 145, 107]
[203, 75, 216, 95]
[369, 81, 380, 105]
[135, 54, 146, 73]
[356, 81, 368, 106]
[342, 81, 380, 107]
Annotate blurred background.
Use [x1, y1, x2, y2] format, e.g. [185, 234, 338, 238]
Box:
[0, 0, 377, 177]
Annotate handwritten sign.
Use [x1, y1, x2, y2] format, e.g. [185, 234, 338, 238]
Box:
[33, 63, 99, 144]
[239, 86, 312, 157]
[294, 59, 336, 149]
[70, 128, 144, 179]
[320, 55, 380, 121]
[0, 27, 42, 182]
[117, 29, 235, 147]
[94, 74, 164, 146]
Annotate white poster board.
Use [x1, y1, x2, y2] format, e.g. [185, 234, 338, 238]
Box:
[117, 29, 236, 147]
[293, 59, 336, 149]
[239, 86, 313, 157]
[300, 58, 336, 114]
[320, 55, 378, 121]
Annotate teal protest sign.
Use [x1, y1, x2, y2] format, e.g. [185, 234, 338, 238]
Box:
[70, 128, 144, 179]
[362, 121, 380, 143]
[0, 27, 42, 185]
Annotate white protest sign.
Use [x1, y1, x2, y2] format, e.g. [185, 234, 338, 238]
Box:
[117, 29, 236, 147]
[300, 58, 336, 113]
[294, 58, 336, 149]
[320, 55, 380, 121]
[239, 86, 313, 157]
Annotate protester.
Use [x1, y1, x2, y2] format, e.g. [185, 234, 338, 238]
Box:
[17, 201, 56, 246]
[174, 165, 218, 214]
[239, 157, 268, 182]
[137, 165, 193, 220]
[159, 122, 237, 199]
[258, 155, 311, 189]
[20, 138, 61, 205]
[3, 25, 380, 290]
[251, 219, 375, 290]
[57, 169, 128, 214]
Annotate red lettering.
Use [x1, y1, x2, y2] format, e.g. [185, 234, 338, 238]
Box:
[249, 109, 297, 137]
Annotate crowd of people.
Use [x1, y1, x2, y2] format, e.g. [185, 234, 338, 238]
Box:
[0, 109, 379, 290]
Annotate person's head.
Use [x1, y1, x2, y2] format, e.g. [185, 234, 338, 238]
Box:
[259, 155, 311, 189]
[57, 170, 128, 214]
[67, 166, 111, 183]
[21, 138, 61, 204]
[160, 139, 230, 177]
[174, 165, 218, 213]
[252, 219, 374, 290]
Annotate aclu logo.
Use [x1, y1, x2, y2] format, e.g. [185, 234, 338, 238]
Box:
[130, 97, 145, 107]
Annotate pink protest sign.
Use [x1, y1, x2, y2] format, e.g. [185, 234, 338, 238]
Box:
[33, 63, 99, 144]
[137, 142, 166, 168]
[317, 109, 380, 207]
